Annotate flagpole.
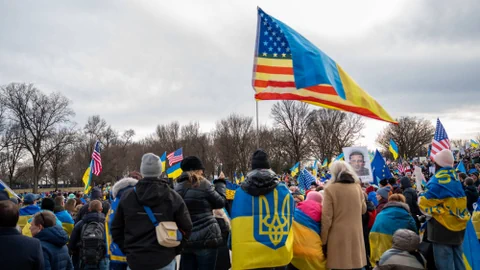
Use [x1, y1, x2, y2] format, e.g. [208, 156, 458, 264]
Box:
[256, 101, 259, 148]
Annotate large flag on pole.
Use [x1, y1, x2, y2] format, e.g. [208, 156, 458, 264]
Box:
[252, 8, 396, 124]
[167, 148, 183, 166]
[82, 141, 102, 194]
[389, 139, 399, 160]
[0, 179, 20, 199]
[371, 150, 392, 185]
[430, 118, 450, 159]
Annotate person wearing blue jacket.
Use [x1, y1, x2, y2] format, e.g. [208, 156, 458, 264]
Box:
[23, 198, 63, 237]
[30, 211, 73, 270]
[18, 193, 41, 230]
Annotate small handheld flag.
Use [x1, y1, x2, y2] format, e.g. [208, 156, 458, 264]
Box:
[82, 141, 102, 194]
[290, 162, 300, 177]
[389, 139, 399, 160]
[0, 180, 20, 199]
[471, 139, 479, 149]
[312, 160, 318, 178]
[321, 158, 328, 168]
[166, 163, 183, 179]
[335, 153, 344, 161]
[456, 161, 467, 174]
[167, 148, 183, 166]
[160, 152, 167, 173]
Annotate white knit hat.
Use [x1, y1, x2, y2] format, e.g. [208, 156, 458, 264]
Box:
[433, 149, 454, 168]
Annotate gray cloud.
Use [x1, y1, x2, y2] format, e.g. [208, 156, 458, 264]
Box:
[0, 0, 478, 141]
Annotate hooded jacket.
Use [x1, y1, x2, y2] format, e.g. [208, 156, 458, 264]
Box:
[174, 173, 226, 249]
[35, 226, 73, 270]
[105, 177, 137, 268]
[231, 169, 294, 269]
[400, 177, 421, 218]
[0, 227, 44, 270]
[111, 177, 192, 270]
[369, 201, 418, 267]
[74, 188, 110, 223]
[465, 185, 479, 214]
[375, 229, 426, 270]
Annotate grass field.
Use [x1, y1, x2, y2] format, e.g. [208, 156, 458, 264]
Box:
[13, 187, 84, 194]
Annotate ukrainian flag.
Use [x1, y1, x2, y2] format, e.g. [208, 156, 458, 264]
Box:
[160, 151, 167, 173]
[82, 160, 93, 194]
[231, 183, 294, 269]
[312, 160, 318, 178]
[226, 181, 239, 200]
[290, 162, 300, 177]
[166, 163, 182, 179]
[291, 208, 326, 270]
[471, 139, 479, 149]
[335, 153, 344, 161]
[419, 168, 470, 232]
[240, 172, 245, 183]
[463, 219, 480, 270]
[389, 139, 399, 160]
[0, 179, 20, 199]
[369, 203, 417, 266]
[473, 200, 480, 240]
[55, 210, 75, 236]
[321, 158, 328, 168]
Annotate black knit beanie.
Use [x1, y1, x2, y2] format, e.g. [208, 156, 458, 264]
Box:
[251, 149, 270, 170]
[181, 156, 205, 172]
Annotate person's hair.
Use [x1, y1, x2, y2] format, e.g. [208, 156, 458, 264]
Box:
[389, 194, 406, 203]
[459, 173, 468, 180]
[465, 177, 475, 186]
[54, 196, 64, 206]
[0, 201, 19, 227]
[89, 200, 102, 213]
[329, 161, 360, 184]
[74, 204, 82, 214]
[65, 198, 76, 212]
[349, 151, 364, 160]
[32, 211, 56, 228]
[41, 198, 55, 212]
[128, 171, 142, 180]
[388, 178, 396, 185]
[186, 170, 204, 187]
[315, 186, 324, 191]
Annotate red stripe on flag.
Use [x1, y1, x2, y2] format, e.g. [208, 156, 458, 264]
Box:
[304, 85, 338, 96]
[254, 80, 296, 88]
[255, 65, 294, 75]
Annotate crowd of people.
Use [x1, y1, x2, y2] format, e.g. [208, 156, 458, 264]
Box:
[0, 148, 479, 270]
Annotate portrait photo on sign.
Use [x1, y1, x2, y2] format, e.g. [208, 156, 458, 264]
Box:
[343, 146, 373, 183]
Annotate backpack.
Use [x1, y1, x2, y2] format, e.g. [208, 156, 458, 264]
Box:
[80, 221, 106, 266]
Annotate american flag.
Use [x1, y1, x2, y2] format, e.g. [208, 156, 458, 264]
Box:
[167, 148, 183, 166]
[431, 118, 450, 159]
[91, 141, 102, 176]
[397, 163, 404, 174]
[298, 169, 316, 192]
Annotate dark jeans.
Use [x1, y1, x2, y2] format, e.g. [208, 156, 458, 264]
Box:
[180, 248, 218, 270]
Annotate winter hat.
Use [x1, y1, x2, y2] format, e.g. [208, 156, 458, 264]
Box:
[306, 191, 323, 204]
[392, 229, 420, 252]
[140, 153, 162, 178]
[377, 187, 390, 200]
[180, 156, 205, 172]
[251, 149, 270, 170]
[366, 186, 375, 194]
[91, 188, 102, 200]
[68, 193, 75, 199]
[24, 193, 40, 204]
[368, 192, 379, 207]
[433, 149, 454, 168]
[41, 198, 55, 212]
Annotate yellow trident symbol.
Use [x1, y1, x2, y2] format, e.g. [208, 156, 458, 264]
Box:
[258, 189, 291, 246]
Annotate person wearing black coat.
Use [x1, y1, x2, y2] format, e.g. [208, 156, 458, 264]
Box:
[30, 211, 73, 270]
[175, 156, 226, 270]
[74, 187, 110, 224]
[0, 200, 45, 270]
[111, 153, 193, 270]
[400, 176, 421, 229]
[464, 177, 479, 214]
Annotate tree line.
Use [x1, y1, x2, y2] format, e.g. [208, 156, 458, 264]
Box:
[0, 83, 440, 192]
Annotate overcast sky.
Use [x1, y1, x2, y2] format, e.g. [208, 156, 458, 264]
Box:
[1, 0, 479, 149]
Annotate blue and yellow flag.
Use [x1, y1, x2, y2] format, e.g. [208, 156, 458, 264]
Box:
[389, 139, 399, 160]
[240, 172, 245, 183]
[231, 183, 294, 269]
[0, 179, 20, 199]
[291, 207, 326, 270]
[55, 210, 75, 237]
[321, 158, 328, 168]
[160, 151, 167, 173]
[252, 8, 396, 124]
[471, 139, 479, 149]
[457, 160, 467, 174]
[335, 153, 344, 161]
[290, 162, 300, 177]
[369, 203, 417, 266]
[312, 160, 318, 178]
[226, 181, 240, 200]
[82, 160, 93, 194]
[419, 168, 470, 232]
[166, 163, 182, 179]
[463, 219, 480, 270]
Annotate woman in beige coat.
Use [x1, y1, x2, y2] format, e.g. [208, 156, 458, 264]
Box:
[321, 161, 367, 269]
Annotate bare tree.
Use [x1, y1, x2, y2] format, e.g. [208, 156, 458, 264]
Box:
[47, 129, 77, 189]
[155, 122, 181, 151]
[271, 101, 312, 164]
[0, 83, 75, 193]
[0, 124, 25, 187]
[451, 139, 469, 149]
[376, 116, 435, 159]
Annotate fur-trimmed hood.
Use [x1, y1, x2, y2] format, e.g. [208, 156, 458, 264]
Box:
[111, 177, 138, 199]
